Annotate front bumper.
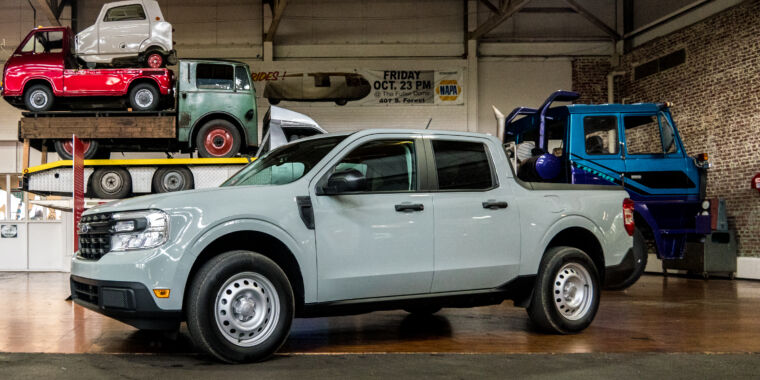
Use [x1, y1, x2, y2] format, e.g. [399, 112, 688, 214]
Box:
[70, 275, 181, 330]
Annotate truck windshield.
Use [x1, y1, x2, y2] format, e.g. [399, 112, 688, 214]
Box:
[221, 136, 347, 187]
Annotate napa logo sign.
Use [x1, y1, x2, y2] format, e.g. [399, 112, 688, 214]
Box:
[435, 80, 461, 102]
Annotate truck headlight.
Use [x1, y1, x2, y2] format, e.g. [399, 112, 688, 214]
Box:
[110, 210, 169, 251]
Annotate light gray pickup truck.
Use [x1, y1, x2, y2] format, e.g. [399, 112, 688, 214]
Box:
[70, 129, 635, 363]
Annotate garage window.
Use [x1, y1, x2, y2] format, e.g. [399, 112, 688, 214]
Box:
[431, 140, 493, 190]
[196, 64, 234, 90]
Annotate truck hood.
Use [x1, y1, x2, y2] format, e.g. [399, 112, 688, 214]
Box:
[85, 185, 282, 215]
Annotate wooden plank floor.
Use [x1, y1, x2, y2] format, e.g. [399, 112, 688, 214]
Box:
[1, 272, 759, 354]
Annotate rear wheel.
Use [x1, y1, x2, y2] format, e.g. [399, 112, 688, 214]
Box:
[527, 246, 600, 334]
[146, 52, 164, 68]
[90, 167, 131, 199]
[403, 305, 442, 315]
[24, 84, 54, 112]
[152, 166, 194, 193]
[186, 250, 294, 363]
[195, 120, 242, 158]
[129, 83, 160, 111]
[54, 139, 100, 160]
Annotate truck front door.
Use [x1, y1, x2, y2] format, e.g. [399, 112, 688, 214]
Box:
[98, 3, 149, 56]
[621, 112, 698, 200]
[311, 136, 434, 302]
[426, 137, 521, 292]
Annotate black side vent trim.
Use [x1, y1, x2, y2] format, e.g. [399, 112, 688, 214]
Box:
[296, 196, 315, 230]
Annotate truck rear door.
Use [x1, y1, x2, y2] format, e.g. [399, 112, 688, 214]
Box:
[98, 3, 150, 55]
[569, 113, 626, 187]
[426, 136, 521, 292]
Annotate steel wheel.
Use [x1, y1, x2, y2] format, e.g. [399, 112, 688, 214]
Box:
[553, 262, 594, 321]
[29, 89, 49, 109]
[162, 171, 186, 191]
[214, 272, 281, 347]
[204, 127, 234, 157]
[100, 172, 124, 195]
[134, 88, 155, 109]
[147, 53, 163, 68]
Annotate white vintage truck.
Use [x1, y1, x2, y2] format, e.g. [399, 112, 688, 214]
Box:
[70, 129, 635, 363]
[75, 0, 176, 68]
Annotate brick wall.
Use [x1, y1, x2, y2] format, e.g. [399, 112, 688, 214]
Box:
[571, 57, 611, 104]
[572, 0, 760, 257]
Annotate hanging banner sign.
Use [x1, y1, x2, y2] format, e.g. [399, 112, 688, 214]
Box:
[252, 69, 464, 107]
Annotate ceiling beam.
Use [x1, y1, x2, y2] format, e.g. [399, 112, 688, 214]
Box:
[31, 0, 61, 26]
[55, 0, 70, 19]
[563, 0, 620, 40]
[478, 0, 500, 15]
[519, 7, 575, 13]
[264, 0, 288, 42]
[469, 0, 532, 40]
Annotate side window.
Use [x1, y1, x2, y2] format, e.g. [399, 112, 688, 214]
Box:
[196, 64, 234, 90]
[20, 32, 62, 54]
[234, 66, 251, 91]
[46, 31, 63, 53]
[624, 115, 664, 155]
[431, 140, 493, 190]
[313, 74, 330, 87]
[104, 4, 146, 22]
[333, 139, 417, 192]
[583, 116, 618, 155]
[659, 113, 677, 154]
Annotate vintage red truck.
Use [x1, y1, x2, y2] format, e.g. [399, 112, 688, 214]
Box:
[1, 26, 173, 112]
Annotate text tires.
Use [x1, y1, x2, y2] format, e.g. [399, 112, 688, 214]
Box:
[90, 167, 132, 199]
[24, 84, 54, 112]
[527, 246, 600, 334]
[605, 228, 648, 290]
[129, 83, 160, 111]
[196, 120, 242, 158]
[152, 166, 194, 193]
[186, 251, 294, 363]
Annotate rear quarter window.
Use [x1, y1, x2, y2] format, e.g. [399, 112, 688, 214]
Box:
[431, 140, 493, 190]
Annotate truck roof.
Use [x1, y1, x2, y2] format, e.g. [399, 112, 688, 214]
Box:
[181, 58, 248, 65]
[563, 103, 667, 114]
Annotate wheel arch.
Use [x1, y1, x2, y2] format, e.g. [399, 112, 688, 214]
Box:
[543, 227, 605, 284]
[126, 77, 161, 95]
[23, 78, 58, 95]
[182, 228, 306, 315]
[189, 112, 248, 150]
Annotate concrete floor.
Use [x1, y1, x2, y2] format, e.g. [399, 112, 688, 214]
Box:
[1, 272, 759, 377]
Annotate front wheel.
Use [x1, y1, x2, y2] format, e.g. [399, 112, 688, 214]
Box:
[195, 120, 242, 158]
[54, 139, 100, 160]
[186, 251, 294, 363]
[527, 246, 600, 334]
[145, 52, 164, 68]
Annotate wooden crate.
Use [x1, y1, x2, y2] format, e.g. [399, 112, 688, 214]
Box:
[19, 115, 176, 139]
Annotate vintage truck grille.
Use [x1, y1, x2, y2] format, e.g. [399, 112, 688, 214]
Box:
[78, 213, 113, 260]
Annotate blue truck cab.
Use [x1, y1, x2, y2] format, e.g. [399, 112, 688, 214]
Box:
[501, 91, 714, 288]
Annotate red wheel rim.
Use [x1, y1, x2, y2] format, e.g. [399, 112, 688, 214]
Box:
[203, 127, 234, 157]
[62, 139, 91, 157]
[147, 53, 163, 68]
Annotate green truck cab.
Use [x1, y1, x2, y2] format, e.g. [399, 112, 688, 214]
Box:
[17, 58, 259, 159]
[176, 59, 258, 157]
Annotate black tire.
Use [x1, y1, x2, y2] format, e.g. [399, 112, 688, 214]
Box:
[268, 98, 281, 105]
[152, 166, 194, 193]
[195, 119, 242, 158]
[24, 84, 54, 112]
[527, 246, 600, 334]
[90, 167, 132, 199]
[605, 228, 648, 290]
[335, 99, 348, 106]
[403, 305, 442, 315]
[186, 250, 294, 363]
[129, 83, 160, 111]
[54, 139, 100, 160]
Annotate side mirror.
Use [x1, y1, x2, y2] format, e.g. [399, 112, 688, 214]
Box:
[318, 169, 366, 195]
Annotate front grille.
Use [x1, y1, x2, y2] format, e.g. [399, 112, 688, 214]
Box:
[78, 213, 113, 260]
[72, 279, 99, 305]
